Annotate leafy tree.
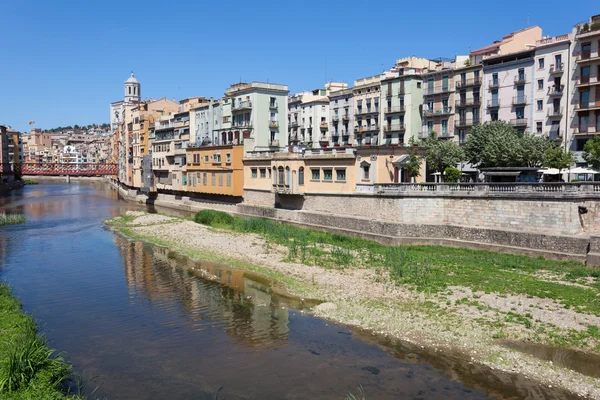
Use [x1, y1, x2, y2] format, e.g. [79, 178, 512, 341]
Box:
[464, 121, 520, 168]
[424, 138, 464, 173]
[444, 167, 461, 183]
[404, 153, 421, 182]
[583, 136, 600, 170]
[518, 133, 554, 168]
[544, 146, 576, 171]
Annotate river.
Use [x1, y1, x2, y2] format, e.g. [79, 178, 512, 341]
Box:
[0, 181, 578, 399]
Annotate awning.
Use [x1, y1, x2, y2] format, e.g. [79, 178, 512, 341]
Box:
[541, 168, 561, 175]
[483, 171, 521, 176]
[570, 167, 599, 174]
[391, 154, 409, 166]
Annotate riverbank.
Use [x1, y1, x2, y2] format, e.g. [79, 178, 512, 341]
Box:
[0, 283, 79, 399]
[106, 210, 600, 399]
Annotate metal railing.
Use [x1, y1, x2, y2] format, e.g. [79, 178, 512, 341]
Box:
[369, 182, 600, 196]
[455, 77, 482, 88]
[549, 63, 564, 74]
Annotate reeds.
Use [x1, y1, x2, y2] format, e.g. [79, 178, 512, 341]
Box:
[0, 213, 27, 226]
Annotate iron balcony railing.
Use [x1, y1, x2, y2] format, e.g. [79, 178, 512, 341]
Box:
[547, 107, 563, 118]
[455, 98, 481, 108]
[549, 63, 564, 74]
[383, 124, 406, 132]
[385, 105, 406, 113]
[423, 107, 453, 117]
[455, 118, 481, 128]
[487, 99, 501, 108]
[547, 86, 564, 96]
[488, 79, 500, 89]
[232, 100, 252, 111]
[510, 118, 528, 127]
[423, 85, 453, 95]
[512, 96, 528, 106]
[455, 77, 482, 89]
[514, 75, 526, 85]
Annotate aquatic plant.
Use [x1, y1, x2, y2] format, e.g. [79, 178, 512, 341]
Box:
[345, 385, 367, 400]
[0, 213, 27, 226]
[23, 179, 39, 185]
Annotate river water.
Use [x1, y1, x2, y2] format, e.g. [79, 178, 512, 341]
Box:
[0, 182, 579, 399]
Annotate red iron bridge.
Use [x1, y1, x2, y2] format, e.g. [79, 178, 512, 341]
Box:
[20, 163, 118, 176]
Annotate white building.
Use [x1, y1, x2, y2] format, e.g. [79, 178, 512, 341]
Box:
[329, 88, 354, 147]
[192, 99, 222, 146]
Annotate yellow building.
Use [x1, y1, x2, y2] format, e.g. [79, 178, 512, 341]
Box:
[185, 144, 244, 197]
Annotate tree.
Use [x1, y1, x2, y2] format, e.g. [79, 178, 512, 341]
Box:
[464, 121, 521, 168]
[544, 146, 576, 171]
[424, 138, 464, 173]
[404, 153, 421, 182]
[583, 136, 600, 170]
[444, 167, 461, 183]
[518, 134, 554, 168]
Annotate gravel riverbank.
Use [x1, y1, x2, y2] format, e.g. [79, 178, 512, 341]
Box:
[107, 211, 600, 399]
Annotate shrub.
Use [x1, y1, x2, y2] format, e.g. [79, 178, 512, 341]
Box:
[0, 213, 27, 226]
[193, 210, 234, 226]
[444, 167, 461, 183]
[591, 22, 600, 31]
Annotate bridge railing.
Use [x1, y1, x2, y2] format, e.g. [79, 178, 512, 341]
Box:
[21, 163, 118, 176]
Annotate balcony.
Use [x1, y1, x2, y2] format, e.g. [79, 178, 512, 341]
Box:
[383, 124, 406, 132]
[423, 107, 453, 117]
[423, 85, 453, 96]
[342, 114, 350, 122]
[455, 98, 481, 108]
[512, 96, 527, 106]
[385, 86, 405, 96]
[510, 118, 528, 127]
[354, 126, 365, 134]
[269, 101, 278, 109]
[548, 128, 562, 140]
[575, 102, 600, 112]
[488, 79, 500, 89]
[290, 121, 299, 128]
[514, 75, 526, 85]
[232, 101, 252, 111]
[320, 122, 328, 130]
[363, 125, 379, 132]
[332, 116, 340, 122]
[355, 107, 379, 116]
[269, 121, 279, 128]
[231, 121, 252, 129]
[549, 63, 564, 75]
[547, 107, 563, 118]
[455, 118, 481, 128]
[547, 85, 564, 97]
[576, 50, 600, 63]
[385, 105, 406, 114]
[455, 77, 482, 89]
[270, 140, 280, 147]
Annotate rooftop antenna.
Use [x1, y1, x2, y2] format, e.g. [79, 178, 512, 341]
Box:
[526, 15, 530, 25]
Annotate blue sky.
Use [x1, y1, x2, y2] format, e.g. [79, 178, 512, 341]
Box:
[0, 0, 595, 132]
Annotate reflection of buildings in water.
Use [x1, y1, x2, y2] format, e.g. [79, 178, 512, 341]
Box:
[24, 200, 66, 217]
[116, 237, 290, 347]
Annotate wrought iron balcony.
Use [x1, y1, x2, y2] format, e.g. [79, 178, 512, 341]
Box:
[423, 107, 453, 117]
[332, 116, 340, 122]
[320, 122, 328, 130]
[383, 124, 406, 132]
[385, 105, 406, 114]
[455, 77, 482, 89]
[232, 101, 252, 111]
[514, 75, 526, 85]
[510, 118, 528, 127]
[549, 63, 564, 74]
[455, 118, 480, 128]
[363, 125, 379, 132]
[547, 107, 563, 118]
[455, 98, 481, 108]
[547, 86, 564, 96]
[342, 114, 350, 121]
[289, 121, 299, 128]
[269, 101, 278, 109]
[423, 85, 453, 96]
[488, 79, 500, 89]
[512, 96, 527, 106]
[269, 121, 279, 128]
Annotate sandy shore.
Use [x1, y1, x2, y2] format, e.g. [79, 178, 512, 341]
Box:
[107, 211, 600, 399]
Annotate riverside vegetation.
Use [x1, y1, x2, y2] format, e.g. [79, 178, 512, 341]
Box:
[0, 282, 87, 399]
[0, 213, 27, 227]
[106, 209, 600, 398]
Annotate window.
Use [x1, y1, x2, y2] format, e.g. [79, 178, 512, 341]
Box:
[537, 100, 543, 111]
[336, 168, 346, 181]
[517, 68, 525, 81]
[323, 169, 333, 181]
[516, 107, 525, 119]
[537, 79, 544, 90]
[299, 167, 304, 185]
[491, 111, 499, 121]
[580, 90, 590, 108]
[259, 168, 266, 178]
[204, 155, 209, 162]
[278, 167, 285, 185]
[226, 153, 231, 163]
[311, 168, 320, 180]
[536, 122, 542, 134]
[416, 82, 421, 88]
[251, 168, 257, 178]
[441, 119, 448, 135]
[362, 165, 370, 180]
[538, 58, 544, 69]
[211, 173, 216, 186]
[226, 173, 231, 187]
[218, 173, 223, 186]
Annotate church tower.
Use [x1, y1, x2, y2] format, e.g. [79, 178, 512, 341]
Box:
[124, 72, 141, 104]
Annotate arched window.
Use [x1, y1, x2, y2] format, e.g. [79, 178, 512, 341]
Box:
[129, 86, 131, 95]
[286, 167, 290, 186]
[298, 167, 304, 185]
[278, 166, 284, 185]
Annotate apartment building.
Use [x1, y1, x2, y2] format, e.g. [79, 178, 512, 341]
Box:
[454, 64, 483, 144]
[185, 144, 244, 198]
[191, 99, 221, 146]
[470, 26, 543, 64]
[0, 126, 11, 180]
[572, 15, 600, 160]
[353, 75, 383, 146]
[421, 57, 469, 140]
[6, 127, 22, 168]
[482, 49, 535, 133]
[328, 88, 354, 147]
[533, 34, 572, 145]
[224, 82, 289, 153]
[382, 57, 428, 145]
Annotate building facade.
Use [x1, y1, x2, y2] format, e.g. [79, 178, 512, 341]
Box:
[185, 144, 244, 197]
[353, 75, 383, 146]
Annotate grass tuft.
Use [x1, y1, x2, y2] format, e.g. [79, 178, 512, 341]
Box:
[0, 213, 27, 226]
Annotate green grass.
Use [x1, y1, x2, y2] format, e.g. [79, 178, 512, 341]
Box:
[0, 213, 27, 227]
[0, 282, 82, 399]
[190, 210, 600, 317]
[23, 180, 39, 185]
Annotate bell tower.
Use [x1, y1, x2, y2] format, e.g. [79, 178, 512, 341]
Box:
[124, 72, 141, 104]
